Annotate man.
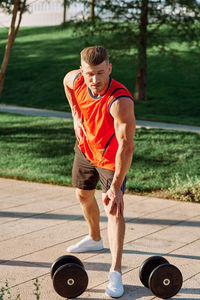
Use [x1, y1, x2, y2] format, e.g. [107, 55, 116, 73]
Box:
[63, 46, 135, 298]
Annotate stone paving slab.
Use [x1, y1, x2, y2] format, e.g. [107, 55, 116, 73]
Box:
[0, 200, 76, 224]
[0, 177, 200, 299]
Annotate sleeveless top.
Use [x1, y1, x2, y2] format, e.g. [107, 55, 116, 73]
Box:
[73, 73, 134, 171]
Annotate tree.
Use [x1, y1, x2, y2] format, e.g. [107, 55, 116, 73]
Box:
[135, 0, 148, 101]
[62, 0, 74, 25]
[77, 0, 96, 23]
[89, 0, 95, 23]
[76, 0, 200, 100]
[62, 0, 67, 25]
[0, 0, 27, 97]
[62, 0, 85, 25]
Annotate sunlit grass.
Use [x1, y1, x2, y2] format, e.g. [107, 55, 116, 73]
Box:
[0, 113, 199, 200]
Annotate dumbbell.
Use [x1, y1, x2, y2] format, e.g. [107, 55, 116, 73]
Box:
[51, 255, 88, 299]
[139, 256, 183, 299]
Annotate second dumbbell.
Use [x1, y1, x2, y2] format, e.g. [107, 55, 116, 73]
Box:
[139, 256, 183, 299]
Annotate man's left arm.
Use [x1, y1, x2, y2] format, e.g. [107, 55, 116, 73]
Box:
[104, 98, 136, 217]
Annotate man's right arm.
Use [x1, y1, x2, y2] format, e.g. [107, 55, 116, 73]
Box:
[63, 70, 86, 140]
[63, 69, 81, 117]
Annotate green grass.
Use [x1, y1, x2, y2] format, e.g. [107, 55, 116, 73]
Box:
[0, 113, 199, 200]
[0, 25, 200, 125]
[0, 113, 75, 185]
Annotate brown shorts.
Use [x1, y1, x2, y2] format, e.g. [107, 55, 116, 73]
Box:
[72, 142, 126, 193]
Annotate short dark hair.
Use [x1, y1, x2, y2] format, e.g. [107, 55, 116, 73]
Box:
[80, 46, 109, 65]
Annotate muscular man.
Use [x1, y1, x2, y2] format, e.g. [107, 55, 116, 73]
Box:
[63, 46, 136, 298]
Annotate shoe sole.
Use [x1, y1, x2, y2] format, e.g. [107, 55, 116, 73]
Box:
[67, 246, 104, 253]
[105, 291, 124, 298]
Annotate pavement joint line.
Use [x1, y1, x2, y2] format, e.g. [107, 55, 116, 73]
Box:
[0, 231, 108, 265]
[0, 216, 84, 243]
[117, 215, 200, 258]
[8, 271, 108, 294]
[0, 207, 106, 243]
[0, 215, 85, 243]
[8, 272, 50, 290]
[0, 203, 81, 226]
[167, 237, 200, 257]
[128, 199, 200, 225]
[124, 212, 200, 245]
[124, 202, 182, 228]
[0, 198, 62, 210]
[183, 271, 200, 283]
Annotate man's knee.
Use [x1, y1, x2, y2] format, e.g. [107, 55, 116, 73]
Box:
[76, 188, 95, 204]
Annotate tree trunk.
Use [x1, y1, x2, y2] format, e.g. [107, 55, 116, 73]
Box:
[14, 0, 26, 38]
[62, 0, 67, 25]
[0, 0, 26, 98]
[134, 0, 148, 101]
[90, 0, 95, 23]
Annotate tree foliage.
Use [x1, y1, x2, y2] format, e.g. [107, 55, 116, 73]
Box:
[0, 0, 27, 13]
[75, 0, 200, 100]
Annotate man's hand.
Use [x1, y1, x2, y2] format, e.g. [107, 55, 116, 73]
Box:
[73, 113, 86, 141]
[104, 187, 124, 217]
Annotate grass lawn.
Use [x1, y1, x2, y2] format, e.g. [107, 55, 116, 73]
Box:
[0, 113, 199, 201]
[0, 25, 200, 125]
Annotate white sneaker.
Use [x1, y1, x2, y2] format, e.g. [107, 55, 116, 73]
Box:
[66, 235, 104, 253]
[106, 271, 124, 298]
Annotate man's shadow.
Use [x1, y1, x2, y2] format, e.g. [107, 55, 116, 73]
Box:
[80, 286, 200, 300]
[79, 285, 151, 300]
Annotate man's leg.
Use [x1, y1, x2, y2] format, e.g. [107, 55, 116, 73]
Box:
[102, 192, 125, 273]
[67, 188, 104, 253]
[97, 167, 126, 297]
[102, 192, 125, 298]
[76, 188, 101, 241]
[68, 143, 103, 252]
[98, 168, 126, 273]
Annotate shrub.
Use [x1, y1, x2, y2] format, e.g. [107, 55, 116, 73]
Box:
[168, 175, 200, 202]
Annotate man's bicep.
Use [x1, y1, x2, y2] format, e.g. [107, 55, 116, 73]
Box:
[114, 117, 135, 147]
[111, 98, 136, 143]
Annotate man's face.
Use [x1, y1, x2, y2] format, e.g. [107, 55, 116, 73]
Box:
[80, 60, 112, 97]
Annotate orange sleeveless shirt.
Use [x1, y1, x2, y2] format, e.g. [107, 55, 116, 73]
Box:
[73, 73, 134, 171]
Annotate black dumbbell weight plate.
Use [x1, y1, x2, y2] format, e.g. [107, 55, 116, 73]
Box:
[149, 263, 183, 299]
[139, 256, 169, 288]
[51, 255, 84, 279]
[53, 263, 88, 299]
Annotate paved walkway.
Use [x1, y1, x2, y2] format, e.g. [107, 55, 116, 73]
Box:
[0, 177, 200, 299]
[1, 104, 200, 133]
